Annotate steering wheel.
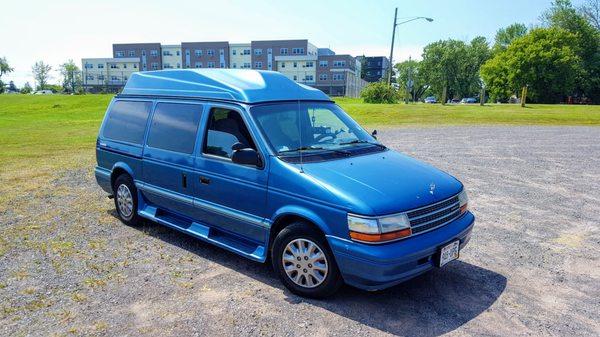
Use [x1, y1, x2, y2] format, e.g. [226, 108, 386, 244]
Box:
[315, 133, 336, 143]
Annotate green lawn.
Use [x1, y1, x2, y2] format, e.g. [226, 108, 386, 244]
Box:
[0, 94, 599, 170]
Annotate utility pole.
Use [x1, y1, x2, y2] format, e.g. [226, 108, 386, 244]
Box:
[387, 7, 398, 85]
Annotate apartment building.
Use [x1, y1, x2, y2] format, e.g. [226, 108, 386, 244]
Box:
[82, 58, 140, 92]
[181, 41, 229, 69]
[161, 45, 182, 69]
[113, 43, 162, 71]
[86, 39, 368, 96]
[315, 54, 363, 97]
[360, 56, 389, 82]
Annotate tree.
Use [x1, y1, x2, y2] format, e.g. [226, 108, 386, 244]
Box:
[8, 81, 18, 92]
[481, 27, 583, 103]
[32, 61, 52, 90]
[59, 59, 82, 93]
[493, 23, 528, 52]
[541, 0, 600, 102]
[579, 0, 600, 30]
[0, 57, 14, 93]
[419, 37, 490, 102]
[21, 82, 33, 94]
[395, 59, 428, 102]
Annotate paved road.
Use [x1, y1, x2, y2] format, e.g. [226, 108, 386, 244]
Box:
[1, 126, 598, 336]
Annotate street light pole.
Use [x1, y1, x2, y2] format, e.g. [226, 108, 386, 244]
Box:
[387, 12, 434, 86]
[387, 8, 398, 85]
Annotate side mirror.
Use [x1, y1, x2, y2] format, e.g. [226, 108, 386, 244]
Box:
[232, 148, 260, 166]
[371, 129, 378, 139]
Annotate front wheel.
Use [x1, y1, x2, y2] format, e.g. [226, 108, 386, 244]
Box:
[271, 222, 343, 298]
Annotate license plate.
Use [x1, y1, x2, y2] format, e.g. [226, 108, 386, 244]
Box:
[439, 240, 460, 267]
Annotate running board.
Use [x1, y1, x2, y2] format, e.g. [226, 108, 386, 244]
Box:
[138, 206, 266, 262]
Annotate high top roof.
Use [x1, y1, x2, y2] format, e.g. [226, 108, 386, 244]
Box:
[120, 69, 331, 104]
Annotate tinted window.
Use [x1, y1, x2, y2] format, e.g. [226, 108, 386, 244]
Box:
[102, 100, 152, 144]
[147, 103, 202, 154]
[204, 108, 256, 158]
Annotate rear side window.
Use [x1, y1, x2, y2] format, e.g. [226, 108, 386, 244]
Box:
[102, 100, 152, 144]
[146, 103, 203, 154]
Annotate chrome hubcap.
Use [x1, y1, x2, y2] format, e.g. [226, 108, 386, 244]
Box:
[116, 184, 133, 219]
[282, 238, 328, 288]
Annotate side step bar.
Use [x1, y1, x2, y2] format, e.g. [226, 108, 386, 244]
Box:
[138, 206, 267, 263]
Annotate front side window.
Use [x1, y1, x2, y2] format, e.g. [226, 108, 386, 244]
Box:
[102, 100, 152, 145]
[250, 102, 377, 158]
[147, 103, 202, 154]
[204, 108, 256, 159]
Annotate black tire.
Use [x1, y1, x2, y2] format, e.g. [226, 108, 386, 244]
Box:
[271, 222, 343, 298]
[112, 174, 142, 226]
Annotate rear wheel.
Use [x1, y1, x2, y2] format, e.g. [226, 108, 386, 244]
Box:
[271, 222, 343, 298]
[113, 174, 142, 226]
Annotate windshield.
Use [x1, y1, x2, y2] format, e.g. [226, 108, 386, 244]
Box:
[250, 102, 379, 156]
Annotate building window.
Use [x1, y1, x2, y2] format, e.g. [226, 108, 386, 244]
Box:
[110, 64, 118, 69]
[134, 64, 138, 69]
[151, 62, 158, 70]
[220, 62, 225, 68]
[164, 63, 171, 68]
[281, 62, 285, 68]
[142, 50, 146, 56]
[333, 73, 344, 81]
[115, 51, 124, 57]
[243, 62, 251, 68]
[304, 75, 314, 81]
[232, 63, 237, 68]
[293, 62, 297, 68]
[293, 75, 297, 81]
[292, 48, 304, 55]
[319, 60, 328, 67]
[150, 50, 158, 57]
[319, 74, 327, 81]
[195, 49, 202, 56]
[129, 51, 135, 57]
[243, 49, 251, 55]
[195, 62, 202, 68]
[162, 51, 170, 56]
[84, 63, 93, 69]
[111, 76, 118, 81]
[232, 49, 237, 55]
[98, 75, 104, 81]
[254, 61, 262, 68]
[305, 61, 314, 68]
[267, 48, 272, 55]
[186, 50, 190, 56]
[254, 49, 262, 55]
[176, 50, 180, 56]
[97, 64, 104, 69]
[219, 49, 224, 56]
[207, 49, 214, 56]
[123, 64, 127, 69]
[207, 61, 215, 68]
[333, 60, 346, 67]
[177, 63, 181, 68]
[280, 48, 288, 55]
[86, 75, 94, 80]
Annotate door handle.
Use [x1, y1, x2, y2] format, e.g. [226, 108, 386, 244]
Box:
[182, 173, 187, 188]
[200, 176, 210, 185]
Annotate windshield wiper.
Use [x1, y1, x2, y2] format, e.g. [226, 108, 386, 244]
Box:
[339, 139, 387, 149]
[278, 146, 351, 156]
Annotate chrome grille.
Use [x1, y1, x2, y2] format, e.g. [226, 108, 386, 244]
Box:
[408, 195, 461, 234]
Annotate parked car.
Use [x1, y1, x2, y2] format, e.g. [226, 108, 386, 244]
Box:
[424, 96, 437, 104]
[95, 69, 475, 298]
[33, 90, 53, 95]
[460, 97, 477, 104]
[447, 98, 461, 104]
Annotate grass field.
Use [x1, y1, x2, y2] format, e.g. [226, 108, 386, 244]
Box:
[1, 94, 599, 171]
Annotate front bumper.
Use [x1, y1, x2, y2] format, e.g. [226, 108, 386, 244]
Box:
[327, 211, 475, 291]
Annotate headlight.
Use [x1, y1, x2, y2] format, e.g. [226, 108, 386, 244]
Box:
[458, 189, 469, 214]
[348, 213, 412, 244]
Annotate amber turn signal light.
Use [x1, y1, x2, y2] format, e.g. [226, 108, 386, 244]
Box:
[349, 228, 412, 243]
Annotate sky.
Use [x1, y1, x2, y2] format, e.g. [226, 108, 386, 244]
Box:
[0, 0, 579, 87]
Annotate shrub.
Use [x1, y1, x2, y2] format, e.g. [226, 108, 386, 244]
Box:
[361, 82, 400, 103]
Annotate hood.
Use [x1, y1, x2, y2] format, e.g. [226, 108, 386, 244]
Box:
[300, 150, 463, 215]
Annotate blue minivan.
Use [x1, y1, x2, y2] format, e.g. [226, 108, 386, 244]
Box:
[95, 69, 474, 298]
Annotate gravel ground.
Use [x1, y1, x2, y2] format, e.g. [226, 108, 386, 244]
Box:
[1, 126, 599, 337]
